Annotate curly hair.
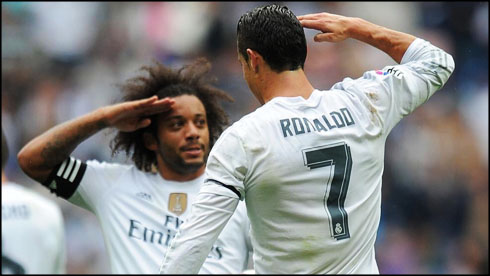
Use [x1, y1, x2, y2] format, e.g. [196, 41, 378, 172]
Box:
[110, 58, 234, 172]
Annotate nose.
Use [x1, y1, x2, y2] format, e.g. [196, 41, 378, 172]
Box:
[185, 122, 200, 141]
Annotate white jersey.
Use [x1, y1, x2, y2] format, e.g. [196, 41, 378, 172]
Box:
[159, 38, 454, 274]
[46, 159, 251, 274]
[1, 183, 66, 274]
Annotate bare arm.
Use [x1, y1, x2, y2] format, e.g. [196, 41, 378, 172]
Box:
[297, 13, 416, 63]
[17, 96, 174, 183]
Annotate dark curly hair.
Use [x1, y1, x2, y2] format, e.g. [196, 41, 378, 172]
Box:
[110, 58, 234, 172]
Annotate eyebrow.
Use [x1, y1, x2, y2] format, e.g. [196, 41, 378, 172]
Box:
[167, 114, 206, 121]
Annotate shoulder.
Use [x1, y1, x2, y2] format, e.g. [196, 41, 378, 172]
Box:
[85, 159, 138, 179]
[86, 159, 133, 171]
[223, 106, 274, 138]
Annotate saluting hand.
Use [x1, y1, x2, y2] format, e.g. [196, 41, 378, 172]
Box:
[297, 12, 353, 43]
[102, 96, 175, 132]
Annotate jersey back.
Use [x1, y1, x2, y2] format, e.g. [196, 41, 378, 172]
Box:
[204, 38, 454, 274]
[2, 183, 65, 274]
[233, 89, 384, 274]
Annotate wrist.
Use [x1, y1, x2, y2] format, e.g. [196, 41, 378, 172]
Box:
[92, 106, 110, 129]
[345, 17, 416, 63]
[346, 17, 374, 41]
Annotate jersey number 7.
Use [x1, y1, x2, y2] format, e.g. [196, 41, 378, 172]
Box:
[302, 142, 352, 240]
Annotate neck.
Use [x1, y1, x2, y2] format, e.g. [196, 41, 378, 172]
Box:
[159, 166, 204, 182]
[155, 155, 204, 182]
[258, 69, 315, 104]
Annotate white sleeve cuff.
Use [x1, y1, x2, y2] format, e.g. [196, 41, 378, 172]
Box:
[400, 38, 427, 64]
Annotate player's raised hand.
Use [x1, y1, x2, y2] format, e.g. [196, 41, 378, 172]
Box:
[297, 12, 352, 43]
[102, 96, 175, 132]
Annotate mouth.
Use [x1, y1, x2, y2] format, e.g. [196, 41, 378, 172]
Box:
[181, 144, 204, 158]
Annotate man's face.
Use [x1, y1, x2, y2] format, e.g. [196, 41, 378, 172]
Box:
[153, 94, 210, 175]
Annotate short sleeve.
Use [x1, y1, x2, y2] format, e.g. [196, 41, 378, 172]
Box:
[202, 125, 248, 201]
[68, 160, 127, 212]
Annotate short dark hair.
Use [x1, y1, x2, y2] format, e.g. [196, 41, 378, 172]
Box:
[2, 128, 8, 170]
[237, 4, 307, 72]
[110, 58, 234, 172]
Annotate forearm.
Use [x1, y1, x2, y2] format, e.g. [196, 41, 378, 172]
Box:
[347, 17, 416, 64]
[17, 108, 108, 183]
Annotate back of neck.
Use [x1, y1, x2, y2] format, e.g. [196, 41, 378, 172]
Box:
[261, 69, 315, 103]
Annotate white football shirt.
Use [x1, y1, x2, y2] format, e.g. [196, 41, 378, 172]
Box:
[48, 158, 252, 274]
[2, 183, 66, 274]
[159, 38, 455, 274]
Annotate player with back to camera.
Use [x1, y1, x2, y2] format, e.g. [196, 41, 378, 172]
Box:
[159, 4, 455, 274]
[2, 128, 66, 274]
[17, 58, 253, 274]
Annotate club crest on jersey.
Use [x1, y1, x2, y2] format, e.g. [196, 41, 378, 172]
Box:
[335, 223, 343, 234]
[168, 193, 187, 216]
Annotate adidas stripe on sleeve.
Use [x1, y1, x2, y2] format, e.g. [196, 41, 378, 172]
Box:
[42, 157, 87, 199]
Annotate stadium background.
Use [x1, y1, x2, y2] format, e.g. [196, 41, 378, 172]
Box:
[2, 2, 487, 274]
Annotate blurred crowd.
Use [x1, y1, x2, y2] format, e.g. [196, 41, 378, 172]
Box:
[2, 2, 488, 274]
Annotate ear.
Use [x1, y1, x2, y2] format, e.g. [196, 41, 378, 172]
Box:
[246, 49, 262, 73]
[143, 132, 158, 151]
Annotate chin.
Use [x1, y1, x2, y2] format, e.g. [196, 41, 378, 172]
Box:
[184, 159, 205, 167]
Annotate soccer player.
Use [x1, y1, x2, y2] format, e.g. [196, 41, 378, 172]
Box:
[159, 4, 455, 274]
[2, 129, 66, 274]
[17, 58, 253, 274]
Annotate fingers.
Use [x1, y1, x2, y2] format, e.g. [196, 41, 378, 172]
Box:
[298, 12, 349, 43]
[298, 19, 330, 31]
[136, 118, 152, 129]
[297, 13, 325, 21]
[298, 18, 336, 42]
[314, 33, 334, 42]
[149, 97, 175, 110]
[142, 95, 158, 102]
[136, 96, 174, 108]
[131, 96, 175, 115]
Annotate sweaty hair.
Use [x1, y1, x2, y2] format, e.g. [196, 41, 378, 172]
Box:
[110, 58, 234, 172]
[2, 128, 8, 170]
[237, 4, 307, 72]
